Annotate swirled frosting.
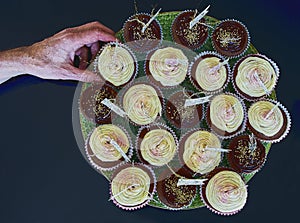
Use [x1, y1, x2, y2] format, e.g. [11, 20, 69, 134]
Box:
[210, 94, 244, 133]
[123, 84, 162, 125]
[111, 167, 151, 207]
[205, 170, 247, 213]
[140, 129, 177, 166]
[248, 101, 283, 137]
[235, 56, 277, 97]
[89, 124, 130, 162]
[183, 131, 221, 174]
[97, 44, 135, 86]
[194, 57, 227, 92]
[148, 47, 188, 86]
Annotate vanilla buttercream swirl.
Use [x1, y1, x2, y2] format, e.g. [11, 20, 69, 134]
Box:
[195, 57, 227, 91]
[236, 56, 277, 97]
[140, 129, 176, 166]
[248, 101, 283, 137]
[148, 47, 188, 86]
[123, 84, 162, 125]
[183, 131, 221, 174]
[97, 44, 135, 86]
[205, 170, 247, 213]
[111, 167, 151, 207]
[89, 124, 130, 162]
[210, 94, 244, 133]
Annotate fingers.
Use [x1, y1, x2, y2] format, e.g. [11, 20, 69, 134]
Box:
[90, 41, 101, 61]
[63, 65, 103, 83]
[75, 46, 90, 69]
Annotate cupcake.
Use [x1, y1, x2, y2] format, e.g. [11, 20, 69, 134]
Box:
[110, 163, 156, 210]
[122, 83, 163, 125]
[247, 100, 291, 143]
[227, 134, 266, 173]
[211, 19, 250, 58]
[165, 90, 203, 129]
[232, 54, 279, 101]
[201, 168, 248, 215]
[79, 83, 117, 124]
[145, 47, 189, 87]
[189, 52, 230, 94]
[85, 124, 132, 170]
[123, 13, 162, 52]
[95, 42, 137, 87]
[156, 167, 197, 209]
[179, 130, 222, 175]
[136, 124, 178, 167]
[171, 10, 209, 50]
[207, 94, 246, 139]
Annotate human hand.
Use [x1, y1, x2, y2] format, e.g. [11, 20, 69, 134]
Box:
[25, 21, 117, 82]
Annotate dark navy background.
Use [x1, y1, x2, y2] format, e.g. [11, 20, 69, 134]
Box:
[0, 0, 299, 222]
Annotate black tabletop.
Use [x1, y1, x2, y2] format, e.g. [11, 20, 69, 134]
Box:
[0, 0, 299, 222]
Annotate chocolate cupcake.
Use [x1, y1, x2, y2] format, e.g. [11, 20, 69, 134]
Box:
[232, 54, 279, 101]
[207, 93, 246, 139]
[227, 134, 266, 173]
[211, 19, 250, 58]
[247, 99, 291, 143]
[145, 47, 189, 88]
[156, 167, 197, 209]
[80, 83, 117, 124]
[171, 10, 209, 50]
[95, 42, 137, 87]
[201, 168, 248, 215]
[123, 13, 163, 52]
[136, 124, 178, 167]
[121, 83, 163, 126]
[110, 163, 156, 210]
[179, 129, 222, 175]
[165, 90, 203, 129]
[189, 51, 230, 94]
[85, 124, 132, 171]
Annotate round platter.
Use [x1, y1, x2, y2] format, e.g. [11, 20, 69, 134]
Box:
[75, 11, 277, 211]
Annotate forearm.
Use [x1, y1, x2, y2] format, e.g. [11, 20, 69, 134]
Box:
[0, 46, 32, 84]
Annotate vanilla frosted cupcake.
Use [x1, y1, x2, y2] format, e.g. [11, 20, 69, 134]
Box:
[179, 130, 222, 175]
[201, 168, 248, 215]
[96, 42, 137, 87]
[190, 52, 229, 93]
[247, 100, 291, 143]
[122, 83, 162, 125]
[207, 94, 246, 138]
[85, 124, 131, 170]
[136, 124, 178, 167]
[233, 54, 279, 100]
[145, 47, 189, 87]
[110, 164, 156, 210]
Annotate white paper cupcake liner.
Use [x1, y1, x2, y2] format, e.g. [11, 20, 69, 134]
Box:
[135, 123, 179, 168]
[231, 53, 280, 102]
[84, 124, 133, 172]
[211, 19, 250, 59]
[93, 42, 138, 88]
[247, 98, 291, 144]
[188, 51, 231, 95]
[109, 163, 157, 211]
[205, 92, 247, 140]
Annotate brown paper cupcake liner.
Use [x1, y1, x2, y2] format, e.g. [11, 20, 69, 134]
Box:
[189, 51, 231, 95]
[231, 54, 280, 101]
[84, 124, 133, 172]
[206, 92, 247, 140]
[135, 123, 179, 168]
[109, 163, 156, 210]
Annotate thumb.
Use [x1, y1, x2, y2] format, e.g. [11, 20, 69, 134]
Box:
[64, 65, 104, 83]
